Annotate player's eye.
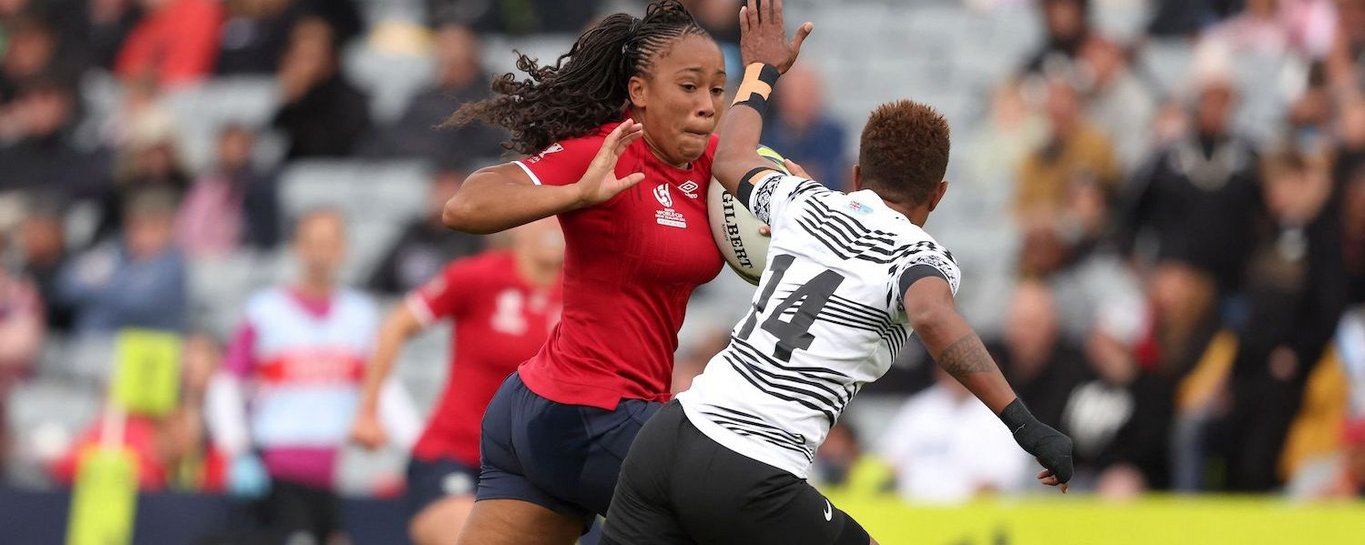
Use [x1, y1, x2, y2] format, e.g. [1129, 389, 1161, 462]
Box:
[680, 83, 698, 92]
[710, 86, 725, 96]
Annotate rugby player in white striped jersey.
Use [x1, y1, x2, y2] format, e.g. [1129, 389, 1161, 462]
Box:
[602, 2, 1073, 544]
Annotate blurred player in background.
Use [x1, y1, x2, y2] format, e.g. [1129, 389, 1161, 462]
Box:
[208, 210, 420, 545]
[604, 3, 1072, 543]
[349, 217, 565, 545]
[438, 2, 730, 544]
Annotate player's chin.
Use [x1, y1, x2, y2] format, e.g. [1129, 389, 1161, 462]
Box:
[675, 131, 710, 161]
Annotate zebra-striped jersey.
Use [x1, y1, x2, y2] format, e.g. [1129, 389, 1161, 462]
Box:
[678, 172, 960, 478]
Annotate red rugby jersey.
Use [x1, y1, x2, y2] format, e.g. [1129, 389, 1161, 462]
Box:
[408, 251, 562, 465]
[512, 122, 724, 410]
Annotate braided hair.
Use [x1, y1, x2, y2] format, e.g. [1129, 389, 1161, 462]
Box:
[446, 1, 710, 155]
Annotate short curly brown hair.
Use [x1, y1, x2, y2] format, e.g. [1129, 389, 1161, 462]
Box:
[857, 100, 951, 205]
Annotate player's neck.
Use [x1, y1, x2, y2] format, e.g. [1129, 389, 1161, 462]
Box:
[295, 277, 335, 299]
[882, 199, 929, 227]
[638, 128, 690, 169]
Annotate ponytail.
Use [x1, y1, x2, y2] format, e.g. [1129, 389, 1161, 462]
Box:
[446, 0, 709, 155]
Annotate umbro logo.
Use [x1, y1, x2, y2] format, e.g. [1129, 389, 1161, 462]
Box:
[678, 180, 699, 199]
[654, 183, 673, 208]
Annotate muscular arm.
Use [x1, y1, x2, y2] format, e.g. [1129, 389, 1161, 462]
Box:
[713, 72, 776, 197]
[905, 276, 1074, 489]
[358, 302, 427, 417]
[443, 120, 645, 234]
[441, 164, 587, 235]
[903, 278, 1017, 413]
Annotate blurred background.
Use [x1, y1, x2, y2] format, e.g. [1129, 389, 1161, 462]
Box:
[0, 0, 1363, 543]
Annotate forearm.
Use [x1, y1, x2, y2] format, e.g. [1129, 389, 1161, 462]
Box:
[715, 63, 781, 195]
[915, 308, 1017, 414]
[359, 306, 423, 415]
[442, 166, 585, 234]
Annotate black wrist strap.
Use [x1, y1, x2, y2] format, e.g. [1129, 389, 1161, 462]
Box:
[999, 398, 1038, 435]
[732, 63, 780, 117]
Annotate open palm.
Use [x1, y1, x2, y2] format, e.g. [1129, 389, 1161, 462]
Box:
[576, 120, 647, 206]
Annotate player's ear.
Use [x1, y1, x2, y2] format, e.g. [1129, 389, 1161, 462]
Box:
[628, 75, 648, 109]
[927, 180, 948, 212]
[850, 164, 863, 192]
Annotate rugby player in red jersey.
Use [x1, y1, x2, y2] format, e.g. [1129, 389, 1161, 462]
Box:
[349, 217, 564, 545]
[438, 1, 803, 543]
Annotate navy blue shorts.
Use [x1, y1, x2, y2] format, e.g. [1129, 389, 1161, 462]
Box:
[478, 372, 662, 529]
[405, 455, 480, 518]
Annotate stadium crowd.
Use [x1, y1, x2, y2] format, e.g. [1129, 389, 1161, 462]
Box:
[0, 0, 1364, 539]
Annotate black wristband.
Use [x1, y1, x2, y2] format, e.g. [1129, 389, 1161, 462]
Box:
[732, 63, 780, 117]
[998, 398, 1038, 435]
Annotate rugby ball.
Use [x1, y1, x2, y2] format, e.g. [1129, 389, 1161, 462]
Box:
[707, 146, 789, 285]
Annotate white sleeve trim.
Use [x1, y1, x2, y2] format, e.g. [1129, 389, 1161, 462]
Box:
[513, 160, 543, 186]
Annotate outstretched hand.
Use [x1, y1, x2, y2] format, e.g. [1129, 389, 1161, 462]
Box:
[739, 0, 814, 74]
[574, 119, 646, 207]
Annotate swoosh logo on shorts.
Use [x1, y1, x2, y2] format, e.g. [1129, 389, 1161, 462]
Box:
[823, 499, 833, 522]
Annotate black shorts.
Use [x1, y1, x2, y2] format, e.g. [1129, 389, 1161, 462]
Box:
[601, 401, 870, 545]
[479, 373, 662, 530]
[405, 455, 479, 518]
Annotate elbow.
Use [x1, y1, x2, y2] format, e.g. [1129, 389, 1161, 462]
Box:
[906, 300, 954, 335]
[441, 196, 492, 235]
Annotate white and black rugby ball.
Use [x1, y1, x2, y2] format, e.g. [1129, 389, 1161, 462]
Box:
[707, 146, 789, 285]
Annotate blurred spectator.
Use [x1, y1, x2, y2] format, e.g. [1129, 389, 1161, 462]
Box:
[1336, 96, 1365, 203]
[762, 64, 847, 189]
[365, 25, 505, 168]
[0, 235, 44, 468]
[1345, 162, 1365, 305]
[1061, 319, 1175, 491]
[208, 210, 416, 544]
[216, 0, 364, 75]
[427, 0, 598, 34]
[73, 0, 142, 71]
[51, 333, 229, 492]
[1146, 0, 1243, 37]
[17, 203, 73, 331]
[0, 18, 68, 103]
[1210, 148, 1346, 492]
[114, 0, 225, 86]
[160, 333, 228, 492]
[812, 423, 862, 488]
[368, 171, 484, 295]
[1325, 0, 1365, 90]
[989, 281, 1088, 428]
[56, 188, 188, 335]
[272, 18, 372, 160]
[94, 122, 191, 242]
[1022, 0, 1093, 75]
[1317, 418, 1365, 498]
[879, 368, 1031, 503]
[1120, 75, 1262, 296]
[1014, 76, 1120, 236]
[1204, 0, 1338, 59]
[1078, 37, 1159, 169]
[177, 125, 282, 257]
[0, 81, 109, 195]
[216, 0, 298, 75]
[671, 326, 729, 395]
[961, 83, 1047, 192]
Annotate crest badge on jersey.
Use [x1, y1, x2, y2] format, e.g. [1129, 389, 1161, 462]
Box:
[526, 143, 564, 164]
[846, 200, 874, 216]
[653, 183, 674, 208]
[653, 183, 687, 228]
